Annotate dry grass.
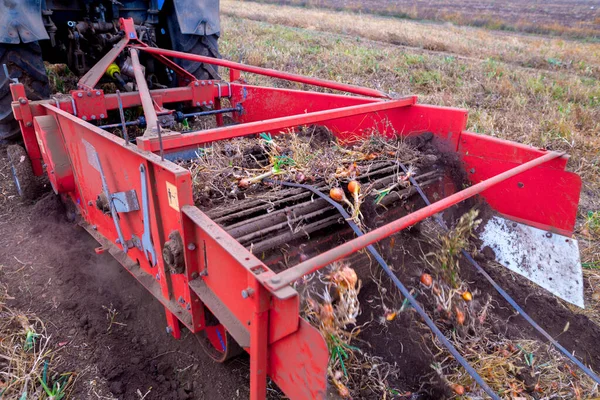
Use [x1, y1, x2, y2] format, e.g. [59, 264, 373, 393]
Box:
[222, 0, 600, 79]
[0, 284, 73, 399]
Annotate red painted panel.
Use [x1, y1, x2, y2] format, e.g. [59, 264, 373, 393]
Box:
[460, 144, 580, 234]
[268, 319, 329, 400]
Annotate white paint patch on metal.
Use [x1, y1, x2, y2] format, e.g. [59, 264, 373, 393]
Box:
[480, 216, 584, 308]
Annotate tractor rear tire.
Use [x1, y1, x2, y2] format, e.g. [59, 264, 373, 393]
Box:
[7, 144, 38, 202]
[0, 42, 50, 141]
[164, 3, 221, 80]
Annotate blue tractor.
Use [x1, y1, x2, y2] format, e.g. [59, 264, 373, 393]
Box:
[0, 0, 220, 140]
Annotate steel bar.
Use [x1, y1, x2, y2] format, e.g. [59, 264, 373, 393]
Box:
[132, 46, 390, 99]
[129, 48, 159, 136]
[116, 90, 129, 145]
[138, 97, 417, 152]
[78, 37, 129, 90]
[181, 105, 241, 120]
[267, 150, 565, 290]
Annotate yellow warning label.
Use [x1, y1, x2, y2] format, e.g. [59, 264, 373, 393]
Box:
[166, 181, 179, 211]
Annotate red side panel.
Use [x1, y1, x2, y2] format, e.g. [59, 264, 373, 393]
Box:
[459, 132, 580, 234]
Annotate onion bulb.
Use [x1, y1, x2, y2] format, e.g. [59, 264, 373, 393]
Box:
[451, 383, 465, 395]
[420, 273, 433, 287]
[455, 307, 465, 325]
[348, 180, 360, 194]
[329, 188, 345, 202]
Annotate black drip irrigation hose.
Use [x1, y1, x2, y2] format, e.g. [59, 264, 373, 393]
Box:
[264, 178, 501, 400]
[394, 162, 600, 386]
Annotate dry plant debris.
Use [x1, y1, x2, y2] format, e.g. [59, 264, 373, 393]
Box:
[0, 285, 73, 399]
[299, 262, 401, 398]
[181, 125, 422, 212]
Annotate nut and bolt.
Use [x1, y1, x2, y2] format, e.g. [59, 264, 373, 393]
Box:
[100, 113, 105, 119]
[82, 116, 87, 121]
[92, 225, 97, 230]
[25, 121, 32, 127]
[178, 296, 184, 303]
[95, 91, 101, 96]
[19, 98, 27, 104]
[202, 101, 207, 106]
[201, 81, 206, 86]
[91, 115, 96, 120]
[194, 82, 199, 87]
[186, 304, 191, 310]
[77, 92, 83, 98]
[469, 168, 475, 174]
[241, 288, 255, 299]
[208, 81, 213, 85]
[209, 100, 214, 105]
[187, 243, 196, 251]
[87, 91, 92, 97]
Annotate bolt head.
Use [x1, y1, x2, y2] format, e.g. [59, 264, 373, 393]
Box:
[208, 81, 213, 85]
[95, 91, 101, 96]
[100, 113, 105, 119]
[196, 101, 201, 106]
[202, 101, 207, 106]
[25, 121, 32, 127]
[91, 115, 96, 120]
[77, 92, 83, 98]
[209, 100, 214, 105]
[194, 82, 199, 87]
[191, 272, 199, 279]
[187, 243, 196, 251]
[166, 326, 173, 334]
[82, 116, 87, 121]
[241, 290, 249, 299]
[201, 81, 206, 86]
[92, 225, 97, 230]
[19, 98, 27, 104]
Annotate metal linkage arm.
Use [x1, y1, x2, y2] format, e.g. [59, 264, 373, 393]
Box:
[129, 48, 159, 136]
[131, 45, 390, 99]
[267, 150, 565, 291]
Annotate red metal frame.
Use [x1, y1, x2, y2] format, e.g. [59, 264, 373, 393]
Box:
[8, 19, 581, 400]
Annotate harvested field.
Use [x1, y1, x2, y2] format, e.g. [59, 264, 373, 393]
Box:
[245, 0, 600, 38]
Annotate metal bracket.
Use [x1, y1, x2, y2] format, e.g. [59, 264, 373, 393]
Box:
[111, 190, 140, 213]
